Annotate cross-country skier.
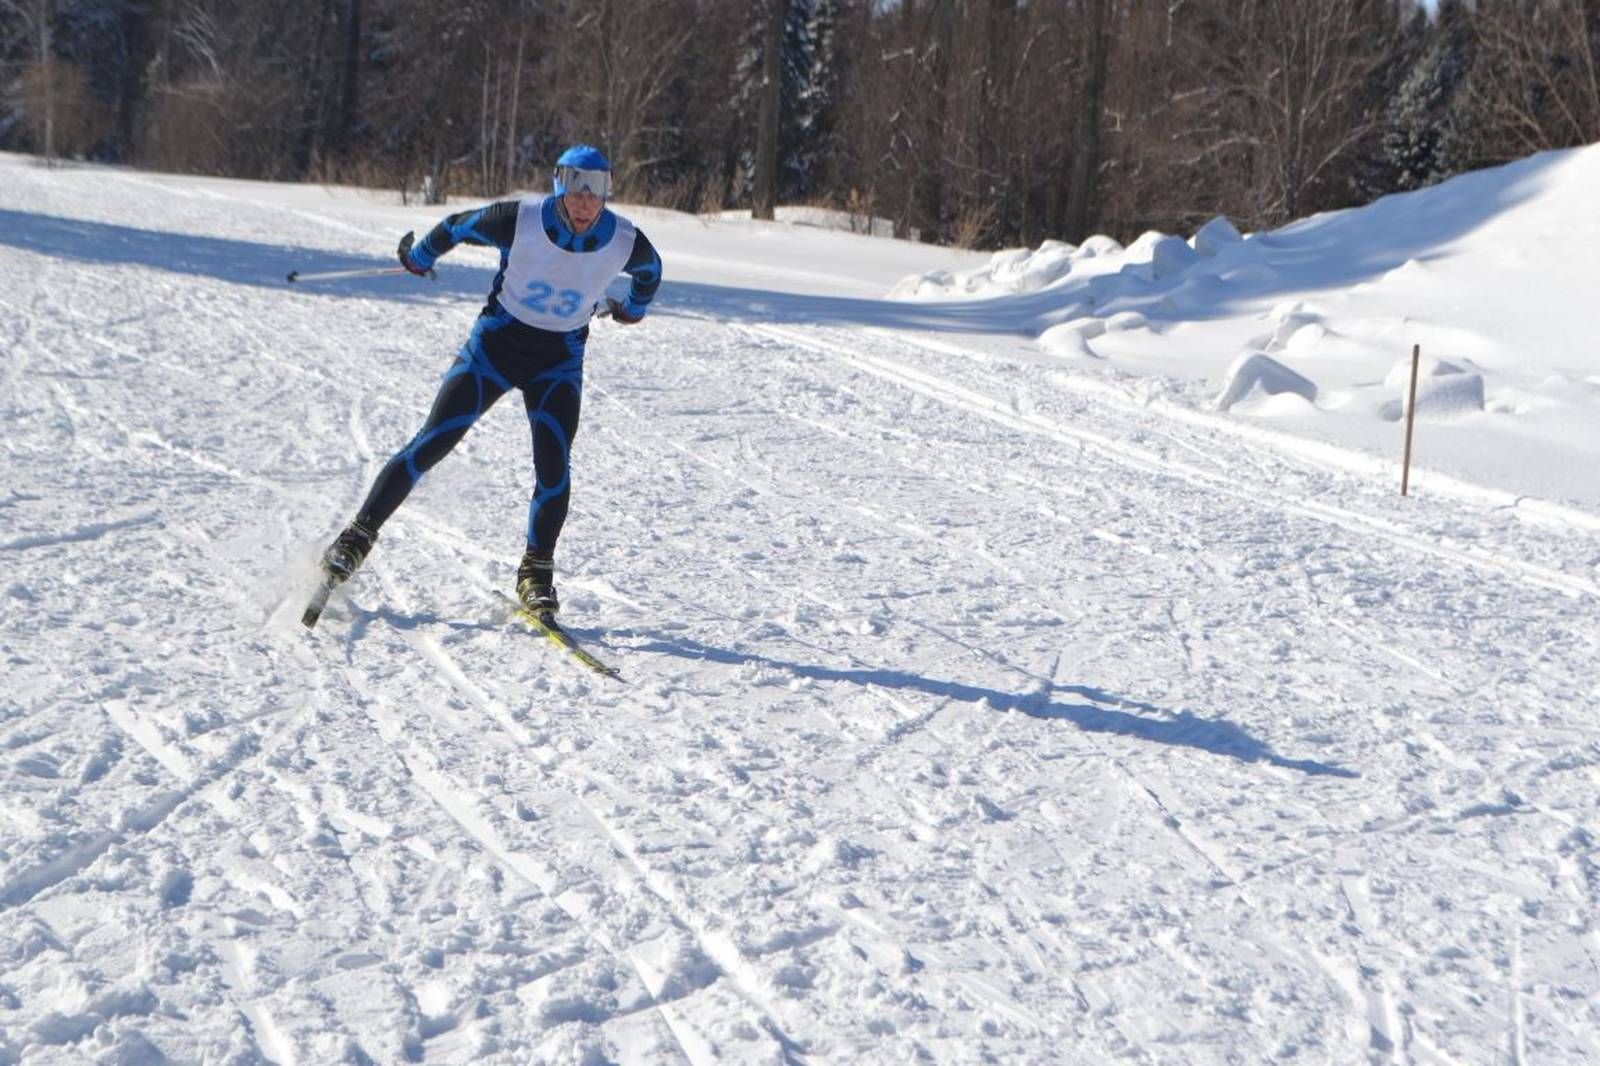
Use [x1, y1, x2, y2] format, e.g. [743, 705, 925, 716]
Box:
[317, 144, 661, 615]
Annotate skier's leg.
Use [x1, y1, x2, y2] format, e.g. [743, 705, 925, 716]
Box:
[522, 353, 584, 556]
[512, 351, 582, 613]
[352, 326, 512, 534]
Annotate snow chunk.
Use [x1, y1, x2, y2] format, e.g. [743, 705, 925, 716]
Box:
[1126, 231, 1201, 281]
[1124, 230, 1165, 260]
[1214, 352, 1318, 412]
[29, 1012, 98, 1046]
[1415, 372, 1487, 416]
[1192, 216, 1244, 257]
[988, 241, 1078, 293]
[1038, 317, 1107, 359]
[1385, 374, 1487, 420]
[1383, 353, 1468, 389]
[1037, 329, 1099, 360]
[1265, 304, 1323, 350]
[1378, 353, 1486, 418]
[1284, 321, 1329, 354]
[886, 269, 958, 300]
[1073, 235, 1124, 259]
[1248, 303, 1354, 359]
[1151, 235, 1202, 279]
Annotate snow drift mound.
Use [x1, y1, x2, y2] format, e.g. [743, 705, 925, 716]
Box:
[889, 236, 1122, 299]
[890, 215, 1248, 303]
[1380, 355, 1487, 420]
[1037, 318, 1106, 359]
[1214, 352, 1318, 413]
[1124, 231, 1201, 282]
[896, 145, 1600, 508]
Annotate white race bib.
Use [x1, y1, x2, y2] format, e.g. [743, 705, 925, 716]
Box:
[499, 196, 635, 332]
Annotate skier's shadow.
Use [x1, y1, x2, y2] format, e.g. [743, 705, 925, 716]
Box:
[632, 635, 1358, 779]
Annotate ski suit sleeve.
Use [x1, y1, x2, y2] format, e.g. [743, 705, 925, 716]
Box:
[615, 229, 662, 320]
[405, 200, 520, 273]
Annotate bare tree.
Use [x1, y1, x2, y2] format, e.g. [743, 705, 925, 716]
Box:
[933, 0, 1024, 248]
[1468, 0, 1600, 161]
[504, 20, 525, 191]
[752, 0, 783, 219]
[335, 0, 362, 163]
[1180, 0, 1395, 226]
[1064, 0, 1109, 241]
[14, 0, 1568, 249]
[1098, 0, 1208, 234]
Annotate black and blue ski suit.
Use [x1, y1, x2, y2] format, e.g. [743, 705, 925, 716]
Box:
[352, 196, 661, 558]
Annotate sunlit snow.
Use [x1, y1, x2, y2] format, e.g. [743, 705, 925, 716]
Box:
[2, 148, 1598, 1064]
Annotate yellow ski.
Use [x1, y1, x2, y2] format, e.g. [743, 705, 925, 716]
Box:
[499, 593, 623, 681]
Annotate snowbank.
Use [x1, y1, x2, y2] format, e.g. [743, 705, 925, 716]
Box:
[886, 146, 1600, 510]
[889, 236, 1123, 300]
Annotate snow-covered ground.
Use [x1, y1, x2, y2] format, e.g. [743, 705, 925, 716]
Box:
[891, 146, 1600, 517]
[1, 149, 1598, 1065]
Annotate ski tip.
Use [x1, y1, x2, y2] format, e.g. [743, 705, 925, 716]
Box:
[300, 608, 321, 629]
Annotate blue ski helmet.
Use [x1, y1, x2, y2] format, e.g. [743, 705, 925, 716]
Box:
[553, 144, 612, 199]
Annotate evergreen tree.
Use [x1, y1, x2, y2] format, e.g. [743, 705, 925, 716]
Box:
[1369, 0, 1475, 195]
[791, 0, 841, 198]
[53, 0, 141, 159]
[730, 0, 815, 206]
[776, 0, 814, 199]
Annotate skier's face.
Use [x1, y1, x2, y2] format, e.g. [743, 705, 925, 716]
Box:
[564, 189, 602, 232]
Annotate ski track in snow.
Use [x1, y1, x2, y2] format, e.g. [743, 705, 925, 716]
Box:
[2, 158, 1599, 1063]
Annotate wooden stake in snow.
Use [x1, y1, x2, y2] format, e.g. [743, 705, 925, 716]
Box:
[1401, 343, 1421, 496]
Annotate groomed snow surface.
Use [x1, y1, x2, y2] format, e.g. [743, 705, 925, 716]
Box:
[2, 149, 1599, 1064]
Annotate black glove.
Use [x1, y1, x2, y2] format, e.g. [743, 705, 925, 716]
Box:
[606, 297, 644, 325]
[397, 231, 431, 277]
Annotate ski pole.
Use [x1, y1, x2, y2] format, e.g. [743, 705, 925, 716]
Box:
[285, 265, 430, 283]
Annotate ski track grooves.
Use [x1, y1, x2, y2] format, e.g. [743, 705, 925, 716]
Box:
[343, 571, 804, 1063]
[593, 345, 1290, 888]
[217, 935, 297, 1066]
[332, 657, 702, 1061]
[12, 160, 1598, 1062]
[96, 324, 796, 1054]
[0, 689, 378, 1060]
[749, 323, 1600, 602]
[867, 324, 1600, 535]
[0, 698, 259, 910]
[585, 340, 1336, 1057]
[609, 316, 1597, 1058]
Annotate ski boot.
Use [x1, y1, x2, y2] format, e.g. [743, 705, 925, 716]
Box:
[516, 549, 559, 615]
[321, 520, 377, 585]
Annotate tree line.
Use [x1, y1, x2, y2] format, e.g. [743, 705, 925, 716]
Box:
[4, 0, 1598, 248]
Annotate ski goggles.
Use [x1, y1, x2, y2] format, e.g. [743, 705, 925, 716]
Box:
[553, 165, 612, 199]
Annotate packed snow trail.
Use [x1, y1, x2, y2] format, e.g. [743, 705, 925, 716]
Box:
[2, 157, 1598, 1064]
